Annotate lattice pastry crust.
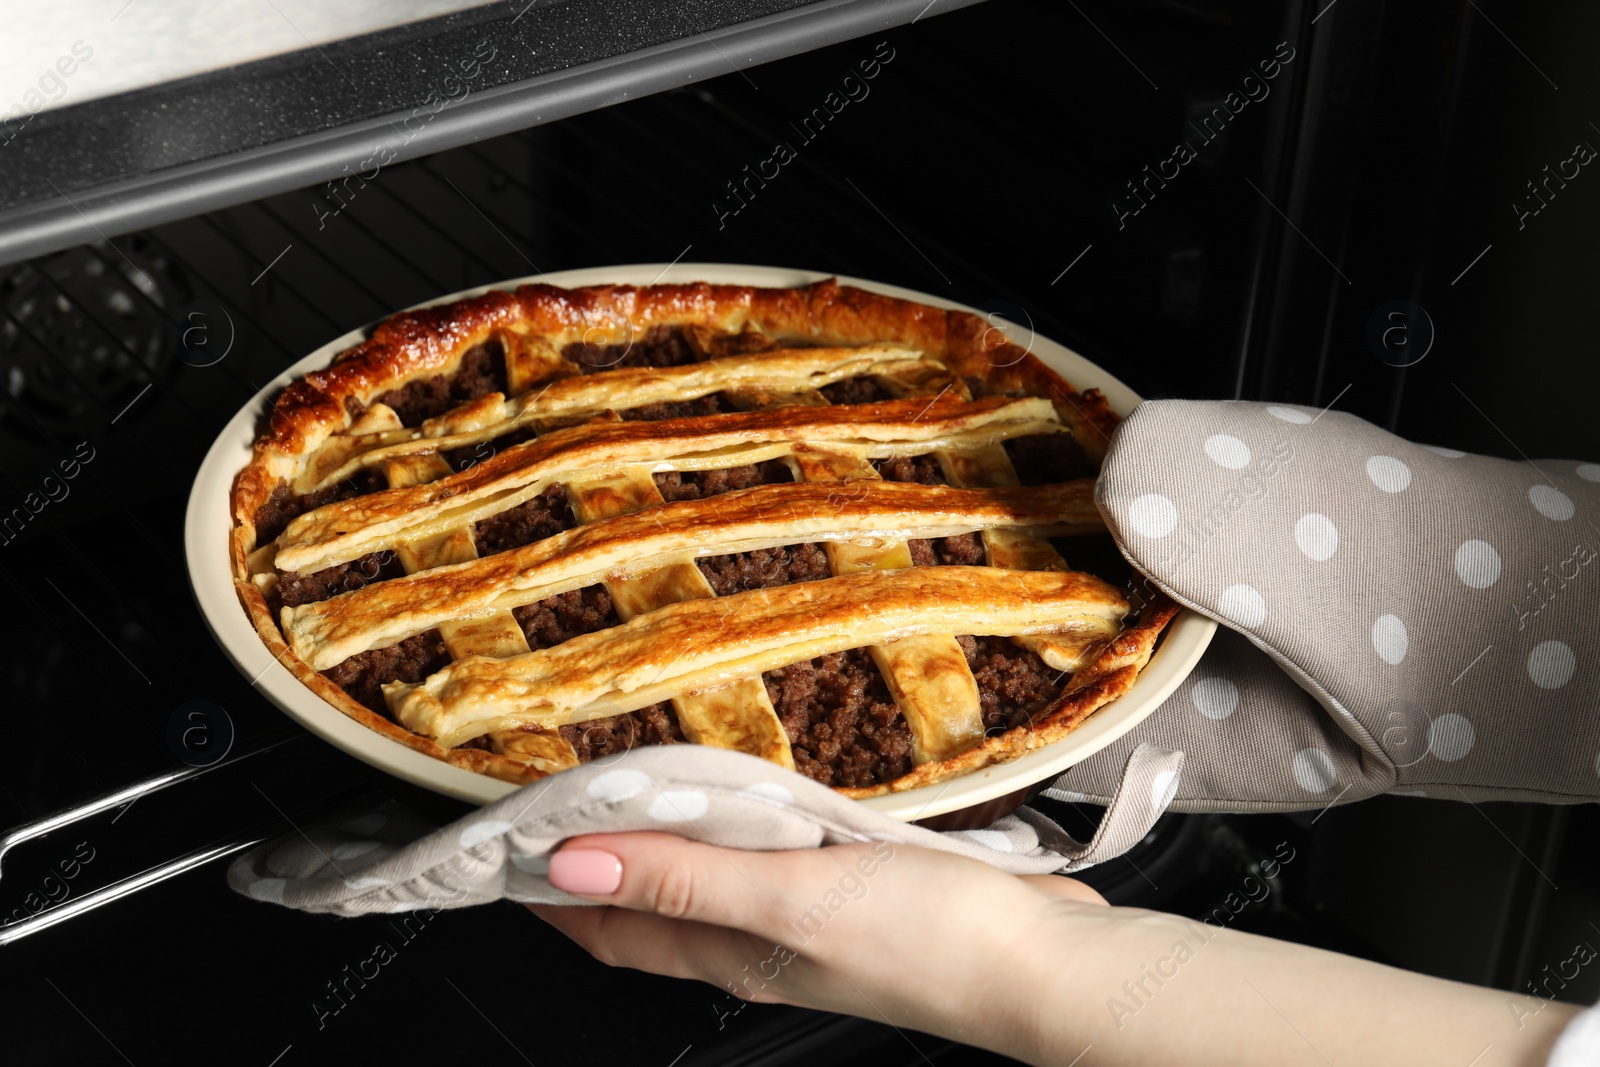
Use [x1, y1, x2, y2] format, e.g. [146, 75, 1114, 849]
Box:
[230, 279, 1177, 798]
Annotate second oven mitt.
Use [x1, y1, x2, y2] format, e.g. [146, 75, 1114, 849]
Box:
[225, 742, 1185, 914]
[1053, 399, 1600, 812]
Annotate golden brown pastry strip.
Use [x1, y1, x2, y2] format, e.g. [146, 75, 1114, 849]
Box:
[396, 531, 537, 669]
[386, 445, 580, 774]
[282, 478, 1101, 670]
[297, 345, 930, 493]
[566, 470, 795, 770]
[787, 447, 984, 766]
[273, 396, 1060, 574]
[384, 566, 1127, 748]
[936, 442, 1097, 670]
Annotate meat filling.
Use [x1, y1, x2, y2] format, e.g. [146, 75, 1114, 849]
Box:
[619, 393, 734, 422]
[370, 340, 508, 427]
[958, 634, 1066, 735]
[765, 648, 914, 789]
[653, 459, 793, 502]
[277, 550, 405, 609]
[696, 543, 831, 596]
[472, 484, 576, 556]
[819, 376, 892, 405]
[560, 704, 684, 761]
[323, 630, 450, 716]
[565, 325, 699, 374]
[512, 586, 620, 650]
[873, 453, 947, 486]
[907, 533, 985, 567]
[252, 469, 387, 545]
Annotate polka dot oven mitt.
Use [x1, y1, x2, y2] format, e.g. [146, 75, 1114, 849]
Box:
[1056, 400, 1600, 811]
[227, 742, 1186, 914]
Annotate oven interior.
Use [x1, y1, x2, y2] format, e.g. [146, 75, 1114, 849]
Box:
[1, 1, 1596, 1062]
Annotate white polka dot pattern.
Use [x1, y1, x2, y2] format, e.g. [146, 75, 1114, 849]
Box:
[1529, 484, 1575, 520]
[1366, 455, 1412, 493]
[1088, 399, 1600, 812]
[1292, 749, 1337, 793]
[1528, 641, 1576, 690]
[1204, 434, 1252, 469]
[1427, 714, 1475, 762]
[1128, 493, 1178, 538]
[1371, 614, 1408, 665]
[1191, 677, 1239, 720]
[1294, 513, 1339, 561]
[1454, 540, 1501, 589]
[227, 743, 1184, 915]
[586, 769, 651, 802]
[1219, 584, 1267, 628]
[648, 790, 709, 822]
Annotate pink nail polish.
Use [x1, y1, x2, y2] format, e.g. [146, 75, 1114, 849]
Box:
[548, 848, 622, 895]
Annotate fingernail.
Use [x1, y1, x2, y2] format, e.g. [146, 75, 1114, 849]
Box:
[548, 848, 622, 895]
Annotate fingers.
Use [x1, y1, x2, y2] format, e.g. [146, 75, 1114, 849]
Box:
[525, 901, 791, 1003]
[524, 902, 607, 948]
[541, 832, 1105, 932]
[524, 902, 780, 991]
[541, 831, 825, 940]
[525, 835, 1105, 1033]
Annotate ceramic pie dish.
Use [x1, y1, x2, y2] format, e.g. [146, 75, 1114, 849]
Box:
[185, 263, 1214, 826]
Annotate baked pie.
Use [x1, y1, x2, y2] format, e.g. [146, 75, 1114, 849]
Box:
[230, 278, 1178, 798]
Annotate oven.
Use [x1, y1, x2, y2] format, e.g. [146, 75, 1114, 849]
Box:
[2, 1, 1596, 1063]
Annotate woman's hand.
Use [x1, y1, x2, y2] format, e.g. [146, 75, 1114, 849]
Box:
[526, 832, 1110, 1063]
[527, 832, 1582, 1067]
